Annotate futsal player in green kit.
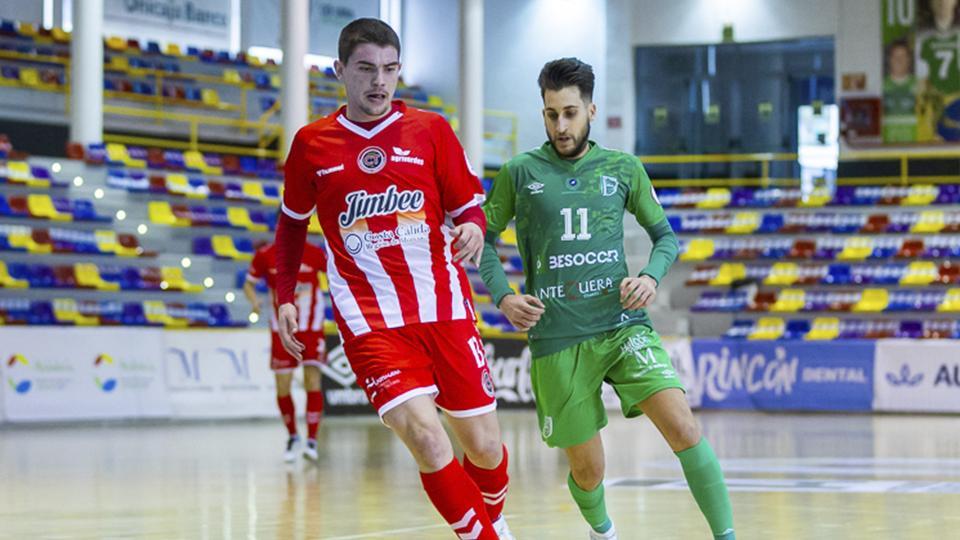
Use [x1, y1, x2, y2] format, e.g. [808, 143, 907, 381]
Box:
[479, 58, 735, 539]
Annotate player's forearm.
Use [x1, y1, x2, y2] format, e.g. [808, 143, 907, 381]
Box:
[480, 234, 514, 307]
[638, 218, 679, 285]
[274, 213, 309, 305]
[242, 281, 258, 307]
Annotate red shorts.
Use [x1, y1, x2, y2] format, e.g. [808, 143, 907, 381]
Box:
[271, 331, 326, 372]
[343, 319, 497, 419]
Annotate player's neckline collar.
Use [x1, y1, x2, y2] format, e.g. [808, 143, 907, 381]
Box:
[337, 102, 405, 139]
[543, 140, 600, 168]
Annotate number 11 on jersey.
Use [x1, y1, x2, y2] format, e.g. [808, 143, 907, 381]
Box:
[560, 207, 592, 241]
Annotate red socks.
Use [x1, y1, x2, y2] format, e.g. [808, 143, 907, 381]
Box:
[306, 391, 323, 440]
[277, 395, 297, 436]
[420, 459, 499, 540]
[463, 445, 509, 522]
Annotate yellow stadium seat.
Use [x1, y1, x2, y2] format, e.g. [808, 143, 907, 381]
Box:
[852, 288, 889, 312]
[247, 55, 263, 67]
[51, 28, 70, 43]
[241, 182, 268, 203]
[165, 43, 182, 56]
[764, 262, 799, 286]
[201, 88, 220, 107]
[726, 212, 760, 234]
[183, 150, 223, 175]
[223, 69, 242, 84]
[838, 237, 873, 261]
[19, 68, 40, 87]
[937, 289, 960, 312]
[308, 213, 323, 235]
[318, 272, 329, 292]
[427, 95, 444, 106]
[0, 260, 29, 288]
[93, 230, 138, 257]
[53, 298, 99, 326]
[770, 289, 805, 312]
[680, 238, 715, 261]
[805, 317, 840, 341]
[148, 201, 190, 227]
[74, 263, 120, 291]
[799, 186, 831, 207]
[911, 210, 945, 234]
[8, 228, 51, 254]
[748, 317, 786, 340]
[108, 55, 129, 70]
[900, 261, 938, 286]
[161, 267, 203, 292]
[211, 235, 251, 261]
[902, 184, 938, 206]
[500, 226, 518, 247]
[143, 301, 188, 327]
[696, 187, 731, 209]
[106, 143, 147, 168]
[165, 173, 208, 199]
[270, 74, 281, 88]
[708, 263, 746, 286]
[4, 161, 49, 187]
[18, 22, 37, 37]
[227, 207, 267, 232]
[27, 194, 71, 221]
[106, 36, 126, 51]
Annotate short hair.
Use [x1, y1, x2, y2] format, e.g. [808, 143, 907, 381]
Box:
[538, 57, 594, 101]
[338, 18, 401, 64]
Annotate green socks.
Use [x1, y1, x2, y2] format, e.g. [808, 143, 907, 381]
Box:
[567, 473, 613, 533]
[676, 438, 735, 540]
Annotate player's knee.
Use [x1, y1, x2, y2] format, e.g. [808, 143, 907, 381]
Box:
[463, 435, 503, 469]
[668, 419, 702, 451]
[570, 460, 604, 491]
[405, 424, 452, 468]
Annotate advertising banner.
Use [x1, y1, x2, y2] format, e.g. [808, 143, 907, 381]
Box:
[0, 328, 169, 421]
[689, 339, 875, 411]
[875, 339, 960, 412]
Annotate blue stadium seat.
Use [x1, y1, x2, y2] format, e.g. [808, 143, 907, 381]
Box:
[29, 301, 55, 325]
[784, 319, 811, 339]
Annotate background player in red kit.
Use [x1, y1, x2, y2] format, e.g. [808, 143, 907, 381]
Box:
[244, 240, 328, 463]
[274, 19, 515, 540]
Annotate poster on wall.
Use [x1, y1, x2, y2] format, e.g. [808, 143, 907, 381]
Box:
[882, 0, 960, 143]
[103, 0, 233, 51]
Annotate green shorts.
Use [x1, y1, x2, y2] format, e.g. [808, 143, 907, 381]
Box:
[530, 324, 684, 449]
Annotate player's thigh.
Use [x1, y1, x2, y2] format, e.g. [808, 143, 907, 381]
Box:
[445, 410, 502, 463]
[425, 320, 497, 418]
[636, 387, 700, 451]
[343, 328, 435, 420]
[382, 393, 454, 471]
[302, 364, 321, 391]
[604, 325, 685, 419]
[274, 371, 294, 395]
[531, 343, 608, 449]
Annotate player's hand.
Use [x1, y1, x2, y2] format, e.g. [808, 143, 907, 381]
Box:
[620, 276, 658, 310]
[499, 294, 545, 331]
[277, 303, 304, 361]
[452, 222, 483, 267]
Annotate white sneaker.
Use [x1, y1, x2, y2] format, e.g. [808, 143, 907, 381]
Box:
[283, 436, 300, 463]
[303, 439, 319, 461]
[492, 516, 516, 540]
[588, 523, 617, 540]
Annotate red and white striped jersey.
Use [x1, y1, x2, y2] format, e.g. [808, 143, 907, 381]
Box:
[281, 101, 483, 342]
[247, 242, 327, 333]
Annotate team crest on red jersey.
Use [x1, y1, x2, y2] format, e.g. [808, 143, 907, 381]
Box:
[357, 146, 387, 174]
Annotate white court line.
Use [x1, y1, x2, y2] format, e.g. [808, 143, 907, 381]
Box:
[322, 514, 516, 540]
[628, 463, 960, 478]
[322, 523, 450, 539]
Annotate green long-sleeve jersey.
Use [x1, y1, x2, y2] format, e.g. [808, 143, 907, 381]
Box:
[480, 141, 679, 357]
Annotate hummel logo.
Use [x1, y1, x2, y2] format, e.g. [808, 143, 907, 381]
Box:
[527, 182, 545, 195]
[393, 147, 411, 156]
[886, 364, 924, 387]
[317, 164, 345, 177]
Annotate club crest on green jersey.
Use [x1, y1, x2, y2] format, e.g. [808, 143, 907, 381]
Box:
[601, 176, 618, 196]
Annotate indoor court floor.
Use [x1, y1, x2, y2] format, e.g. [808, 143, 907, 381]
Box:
[1, 410, 958, 539]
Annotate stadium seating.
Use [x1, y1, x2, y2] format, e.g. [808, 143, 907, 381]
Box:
[0, 261, 204, 292]
[0, 297, 243, 327]
[0, 193, 111, 222]
[723, 317, 960, 340]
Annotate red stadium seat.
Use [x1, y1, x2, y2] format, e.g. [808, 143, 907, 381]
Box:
[862, 214, 889, 233]
[789, 239, 816, 259]
[896, 239, 924, 259]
